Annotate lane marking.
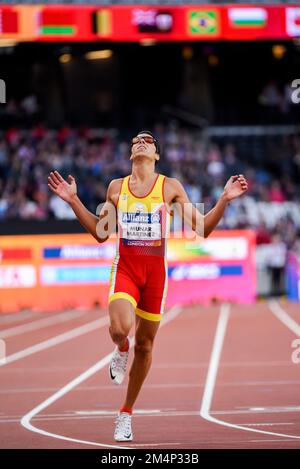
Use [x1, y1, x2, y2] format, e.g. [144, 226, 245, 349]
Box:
[268, 300, 300, 337]
[249, 438, 300, 443]
[154, 360, 292, 369]
[0, 317, 109, 367]
[200, 303, 230, 415]
[75, 409, 162, 415]
[212, 407, 300, 415]
[0, 310, 87, 339]
[129, 443, 182, 447]
[242, 423, 294, 427]
[249, 406, 300, 412]
[200, 302, 300, 440]
[20, 306, 181, 449]
[0, 311, 37, 326]
[3, 413, 300, 425]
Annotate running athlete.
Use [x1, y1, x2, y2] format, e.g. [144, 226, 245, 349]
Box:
[48, 130, 248, 442]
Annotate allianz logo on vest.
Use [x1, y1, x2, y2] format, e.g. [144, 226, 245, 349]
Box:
[151, 213, 160, 223]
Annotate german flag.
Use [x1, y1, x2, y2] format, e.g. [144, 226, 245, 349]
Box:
[39, 9, 77, 36]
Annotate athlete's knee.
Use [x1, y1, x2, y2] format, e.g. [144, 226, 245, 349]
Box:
[109, 323, 130, 343]
[134, 337, 154, 356]
[109, 317, 132, 343]
[109, 302, 133, 343]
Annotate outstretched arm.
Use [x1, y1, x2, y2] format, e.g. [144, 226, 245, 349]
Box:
[170, 175, 248, 238]
[48, 171, 117, 243]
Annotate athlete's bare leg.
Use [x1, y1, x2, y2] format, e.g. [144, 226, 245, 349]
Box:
[109, 299, 135, 350]
[121, 316, 160, 409]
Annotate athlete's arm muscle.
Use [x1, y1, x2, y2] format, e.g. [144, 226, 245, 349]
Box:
[165, 176, 247, 238]
[165, 178, 205, 237]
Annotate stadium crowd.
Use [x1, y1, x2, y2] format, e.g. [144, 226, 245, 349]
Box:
[0, 121, 300, 253]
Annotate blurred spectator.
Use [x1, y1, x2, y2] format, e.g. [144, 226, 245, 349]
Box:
[0, 121, 299, 252]
[267, 233, 287, 297]
[258, 80, 283, 122]
[268, 181, 286, 203]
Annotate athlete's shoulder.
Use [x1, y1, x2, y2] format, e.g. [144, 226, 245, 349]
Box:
[107, 178, 123, 205]
[164, 177, 184, 191]
[108, 178, 123, 192]
[164, 177, 187, 203]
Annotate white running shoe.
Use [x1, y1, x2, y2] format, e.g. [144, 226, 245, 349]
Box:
[109, 341, 129, 385]
[114, 412, 133, 442]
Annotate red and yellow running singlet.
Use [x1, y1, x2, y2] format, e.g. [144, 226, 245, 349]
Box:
[108, 174, 171, 322]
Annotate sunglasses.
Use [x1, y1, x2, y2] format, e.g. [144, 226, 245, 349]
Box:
[131, 135, 156, 146]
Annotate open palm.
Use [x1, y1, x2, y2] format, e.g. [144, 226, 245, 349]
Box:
[224, 175, 248, 201]
[48, 171, 77, 203]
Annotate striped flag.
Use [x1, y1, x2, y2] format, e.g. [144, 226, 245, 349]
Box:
[228, 8, 268, 29]
[94, 10, 112, 37]
[39, 10, 77, 36]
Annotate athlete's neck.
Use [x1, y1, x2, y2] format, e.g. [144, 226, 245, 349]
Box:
[131, 160, 156, 182]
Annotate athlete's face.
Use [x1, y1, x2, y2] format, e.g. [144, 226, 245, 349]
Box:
[130, 134, 159, 162]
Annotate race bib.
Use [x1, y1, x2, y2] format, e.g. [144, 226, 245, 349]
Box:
[121, 212, 161, 246]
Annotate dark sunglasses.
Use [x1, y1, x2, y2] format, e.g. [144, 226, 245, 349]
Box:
[131, 135, 156, 146]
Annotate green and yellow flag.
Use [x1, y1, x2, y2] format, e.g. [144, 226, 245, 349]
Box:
[188, 10, 219, 36]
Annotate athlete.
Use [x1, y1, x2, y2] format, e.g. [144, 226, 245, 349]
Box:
[48, 130, 248, 442]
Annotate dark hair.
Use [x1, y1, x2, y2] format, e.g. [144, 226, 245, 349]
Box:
[137, 130, 160, 155]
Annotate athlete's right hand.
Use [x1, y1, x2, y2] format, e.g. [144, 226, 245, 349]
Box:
[48, 171, 77, 204]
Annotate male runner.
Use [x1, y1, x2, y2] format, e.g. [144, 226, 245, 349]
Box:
[48, 130, 248, 442]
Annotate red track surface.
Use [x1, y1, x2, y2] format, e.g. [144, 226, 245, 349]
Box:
[1, 300, 300, 449]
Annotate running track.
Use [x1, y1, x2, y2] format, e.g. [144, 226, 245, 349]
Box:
[0, 300, 300, 449]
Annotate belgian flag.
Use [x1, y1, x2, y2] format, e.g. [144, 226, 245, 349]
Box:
[93, 9, 112, 37]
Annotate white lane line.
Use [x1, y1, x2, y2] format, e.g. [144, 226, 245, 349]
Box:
[200, 302, 300, 441]
[0, 310, 87, 339]
[242, 423, 294, 427]
[249, 438, 300, 443]
[200, 303, 231, 415]
[0, 316, 109, 367]
[154, 360, 292, 369]
[4, 378, 300, 395]
[0, 311, 37, 325]
[212, 407, 300, 415]
[20, 306, 181, 450]
[129, 443, 182, 447]
[268, 300, 300, 337]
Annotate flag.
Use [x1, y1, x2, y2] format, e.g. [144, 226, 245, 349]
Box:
[286, 7, 300, 37]
[228, 8, 268, 29]
[95, 10, 112, 37]
[0, 8, 18, 34]
[39, 10, 77, 36]
[188, 10, 219, 36]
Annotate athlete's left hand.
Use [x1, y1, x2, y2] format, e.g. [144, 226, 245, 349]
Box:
[223, 174, 248, 202]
